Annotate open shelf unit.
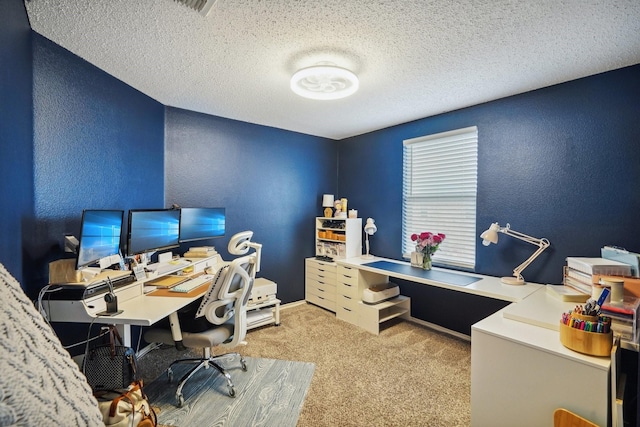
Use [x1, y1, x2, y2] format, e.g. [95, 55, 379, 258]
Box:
[315, 217, 361, 260]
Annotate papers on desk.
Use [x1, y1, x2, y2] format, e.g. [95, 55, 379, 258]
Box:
[546, 284, 590, 302]
[147, 275, 187, 288]
[502, 287, 568, 331]
[143, 285, 157, 294]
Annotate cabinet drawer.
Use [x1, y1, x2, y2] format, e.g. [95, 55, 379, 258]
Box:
[337, 265, 358, 285]
[306, 259, 337, 275]
[337, 293, 358, 310]
[307, 292, 336, 312]
[307, 276, 336, 293]
[307, 269, 336, 283]
[306, 279, 336, 301]
[337, 280, 359, 299]
[336, 303, 358, 324]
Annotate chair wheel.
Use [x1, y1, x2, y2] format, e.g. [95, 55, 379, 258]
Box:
[176, 394, 184, 407]
[167, 368, 174, 382]
[241, 360, 247, 371]
[228, 386, 236, 398]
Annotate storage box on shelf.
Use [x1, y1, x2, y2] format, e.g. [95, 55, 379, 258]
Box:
[601, 295, 640, 344]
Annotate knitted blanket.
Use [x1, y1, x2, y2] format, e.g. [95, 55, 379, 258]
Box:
[0, 264, 103, 426]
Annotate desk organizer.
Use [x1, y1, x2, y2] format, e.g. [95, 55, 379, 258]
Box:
[559, 313, 613, 356]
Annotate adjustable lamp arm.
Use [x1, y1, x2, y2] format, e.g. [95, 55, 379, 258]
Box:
[481, 222, 550, 285]
[501, 225, 550, 283]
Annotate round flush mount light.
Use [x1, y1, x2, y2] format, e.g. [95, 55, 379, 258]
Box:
[290, 64, 359, 100]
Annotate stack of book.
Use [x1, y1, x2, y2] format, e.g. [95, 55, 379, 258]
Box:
[183, 246, 217, 258]
[563, 257, 631, 296]
[601, 295, 640, 343]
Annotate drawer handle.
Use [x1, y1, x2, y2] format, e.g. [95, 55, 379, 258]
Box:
[344, 283, 352, 287]
[343, 274, 352, 278]
[343, 307, 352, 312]
[318, 296, 325, 300]
[344, 295, 352, 300]
[318, 288, 325, 293]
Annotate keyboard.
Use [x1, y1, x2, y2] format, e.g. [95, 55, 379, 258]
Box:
[147, 260, 190, 276]
[170, 274, 214, 293]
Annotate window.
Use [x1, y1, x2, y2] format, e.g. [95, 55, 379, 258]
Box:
[402, 126, 478, 269]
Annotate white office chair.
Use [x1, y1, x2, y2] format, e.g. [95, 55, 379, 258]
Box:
[144, 231, 260, 407]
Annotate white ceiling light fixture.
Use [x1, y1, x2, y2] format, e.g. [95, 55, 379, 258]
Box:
[290, 64, 359, 100]
[173, 0, 217, 17]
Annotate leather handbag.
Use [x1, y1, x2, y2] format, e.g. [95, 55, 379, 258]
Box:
[83, 325, 138, 391]
[96, 380, 157, 427]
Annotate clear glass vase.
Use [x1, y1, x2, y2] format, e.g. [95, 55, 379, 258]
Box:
[422, 253, 432, 270]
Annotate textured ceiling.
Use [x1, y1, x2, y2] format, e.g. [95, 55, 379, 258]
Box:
[25, 0, 640, 140]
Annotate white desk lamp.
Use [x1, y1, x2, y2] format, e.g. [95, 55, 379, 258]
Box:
[480, 222, 550, 285]
[363, 218, 377, 259]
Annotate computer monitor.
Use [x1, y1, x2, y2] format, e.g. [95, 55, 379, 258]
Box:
[179, 207, 226, 242]
[75, 209, 124, 270]
[127, 209, 180, 256]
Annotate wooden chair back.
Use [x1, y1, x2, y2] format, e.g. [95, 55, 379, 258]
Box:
[553, 408, 599, 427]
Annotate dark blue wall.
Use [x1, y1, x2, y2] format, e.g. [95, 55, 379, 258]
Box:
[24, 33, 165, 296]
[339, 65, 640, 287]
[165, 108, 337, 303]
[0, 0, 33, 282]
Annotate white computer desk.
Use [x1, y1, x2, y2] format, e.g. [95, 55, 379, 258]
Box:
[338, 256, 543, 302]
[337, 257, 635, 426]
[471, 288, 612, 427]
[44, 255, 220, 346]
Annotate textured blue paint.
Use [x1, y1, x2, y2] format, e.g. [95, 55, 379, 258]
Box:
[165, 108, 337, 304]
[0, 0, 33, 283]
[339, 65, 640, 286]
[24, 33, 165, 291]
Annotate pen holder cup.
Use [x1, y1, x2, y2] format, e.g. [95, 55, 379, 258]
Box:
[559, 315, 612, 357]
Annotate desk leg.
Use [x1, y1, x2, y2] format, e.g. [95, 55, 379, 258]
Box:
[274, 301, 280, 326]
[116, 324, 133, 347]
[168, 311, 185, 350]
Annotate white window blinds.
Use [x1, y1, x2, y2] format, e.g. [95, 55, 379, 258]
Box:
[402, 126, 478, 269]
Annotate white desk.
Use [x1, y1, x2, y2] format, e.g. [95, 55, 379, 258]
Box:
[338, 256, 543, 303]
[44, 256, 220, 346]
[337, 257, 618, 426]
[471, 296, 611, 427]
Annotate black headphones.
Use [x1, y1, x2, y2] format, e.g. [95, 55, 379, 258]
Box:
[103, 277, 118, 313]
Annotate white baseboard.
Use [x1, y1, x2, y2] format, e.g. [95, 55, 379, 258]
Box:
[408, 316, 471, 342]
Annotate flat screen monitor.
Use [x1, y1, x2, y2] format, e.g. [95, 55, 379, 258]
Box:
[179, 207, 226, 242]
[76, 209, 124, 270]
[127, 209, 180, 256]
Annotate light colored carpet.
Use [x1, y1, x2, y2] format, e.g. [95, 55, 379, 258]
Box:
[143, 356, 314, 427]
[139, 302, 471, 427]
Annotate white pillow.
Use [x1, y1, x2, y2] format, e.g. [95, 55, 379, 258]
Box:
[0, 263, 104, 426]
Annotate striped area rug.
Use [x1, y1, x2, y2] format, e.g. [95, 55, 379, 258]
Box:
[144, 356, 315, 427]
